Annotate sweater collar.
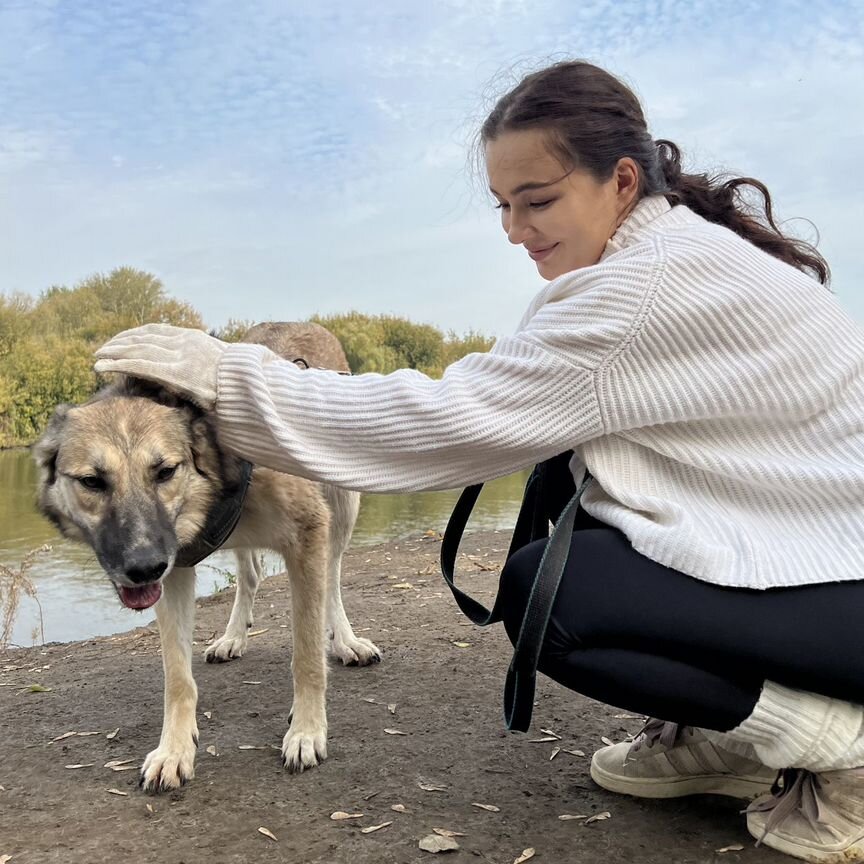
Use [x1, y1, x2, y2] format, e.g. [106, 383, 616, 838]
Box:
[601, 195, 672, 259]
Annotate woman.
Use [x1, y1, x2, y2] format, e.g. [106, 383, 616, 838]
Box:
[95, 61, 864, 862]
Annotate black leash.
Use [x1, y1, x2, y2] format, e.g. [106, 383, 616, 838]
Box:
[440, 453, 593, 731]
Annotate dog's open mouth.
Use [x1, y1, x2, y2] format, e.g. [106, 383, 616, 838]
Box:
[117, 583, 163, 610]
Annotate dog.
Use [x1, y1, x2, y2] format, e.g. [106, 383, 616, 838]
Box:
[32, 322, 380, 791]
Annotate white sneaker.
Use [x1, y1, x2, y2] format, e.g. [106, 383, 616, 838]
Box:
[746, 767, 864, 862]
[590, 719, 777, 799]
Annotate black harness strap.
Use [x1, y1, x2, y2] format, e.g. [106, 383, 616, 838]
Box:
[440, 452, 592, 731]
[175, 459, 254, 568]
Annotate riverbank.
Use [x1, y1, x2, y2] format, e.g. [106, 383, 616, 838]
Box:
[0, 531, 784, 863]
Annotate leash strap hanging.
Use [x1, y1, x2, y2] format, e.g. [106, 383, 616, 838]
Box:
[440, 462, 592, 731]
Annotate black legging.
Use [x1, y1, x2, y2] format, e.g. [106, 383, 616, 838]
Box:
[498, 512, 864, 731]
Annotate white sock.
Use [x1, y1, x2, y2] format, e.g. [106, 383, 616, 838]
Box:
[706, 680, 864, 771]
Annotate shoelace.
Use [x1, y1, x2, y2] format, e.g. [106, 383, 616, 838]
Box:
[746, 769, 831, 844]
[627, 718, 685, 759]
[746, 767, 864, 844]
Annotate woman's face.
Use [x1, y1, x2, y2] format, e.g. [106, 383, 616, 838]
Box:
[486, 129, 637, 280]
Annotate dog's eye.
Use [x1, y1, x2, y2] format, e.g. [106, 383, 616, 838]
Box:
[156, 464, 178, 483]
[79, 475, 106, 491]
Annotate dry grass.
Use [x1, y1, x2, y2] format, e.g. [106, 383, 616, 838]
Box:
[0, 544, 49, 649]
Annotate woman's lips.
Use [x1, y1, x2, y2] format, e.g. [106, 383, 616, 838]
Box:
[527, 243, 558, 262]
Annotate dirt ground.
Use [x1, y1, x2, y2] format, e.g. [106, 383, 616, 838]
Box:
[0, 530, 790, 864]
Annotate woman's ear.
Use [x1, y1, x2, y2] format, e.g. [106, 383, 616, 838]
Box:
[615, 157, 641, 209]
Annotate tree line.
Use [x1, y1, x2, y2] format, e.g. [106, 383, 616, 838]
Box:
[0, 268, 495, 448]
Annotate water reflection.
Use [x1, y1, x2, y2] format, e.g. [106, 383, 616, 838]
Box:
[0, 449, 527, 645]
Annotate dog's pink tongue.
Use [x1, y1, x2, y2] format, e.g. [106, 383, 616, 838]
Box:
[119, 583, 163, 610]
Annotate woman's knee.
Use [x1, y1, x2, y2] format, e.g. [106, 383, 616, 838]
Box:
[497, 539, 548, 645]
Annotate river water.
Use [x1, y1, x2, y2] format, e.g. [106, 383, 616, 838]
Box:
[0, 449, 526, 646]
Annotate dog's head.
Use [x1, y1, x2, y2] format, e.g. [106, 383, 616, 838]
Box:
[32, 377, 238, 611]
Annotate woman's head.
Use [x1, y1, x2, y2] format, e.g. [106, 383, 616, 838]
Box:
[481, 60, 830, 285]
[482, 61, 660, 279]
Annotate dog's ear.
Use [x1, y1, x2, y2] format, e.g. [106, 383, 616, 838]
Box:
[31, 403, 73, 486]
[188, 412, 222, 482]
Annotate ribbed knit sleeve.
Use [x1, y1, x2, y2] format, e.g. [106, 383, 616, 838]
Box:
[215, 336, 602, 493]
[214, 268, 652, 493]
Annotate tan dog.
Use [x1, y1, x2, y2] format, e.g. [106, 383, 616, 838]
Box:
[32, 322, 380, 791]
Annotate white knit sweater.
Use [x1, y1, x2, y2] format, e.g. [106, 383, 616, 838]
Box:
[216, 195, 864, 590]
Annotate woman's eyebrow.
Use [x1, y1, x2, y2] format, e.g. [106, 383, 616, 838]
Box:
[489, 179, 558, 197]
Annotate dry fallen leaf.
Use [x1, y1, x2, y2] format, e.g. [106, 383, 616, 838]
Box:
[238, 745, 266, 750]
[584, 811, 612, 825]
[558, 814, 588, 821]
[387, 703, 397, 714]
[419, 782, 448, 792]
[390, 804, 408, 812]
[104, 759, 136, 769]
[330, 811, 364, 820]
[529, 736, 559, 743]
[716, 845, 745, 854]
[26, 684, 52, 693]
[514, 850, 536, 864]
[145, 803, 155, 814]
[562, 749, 586, 757]
[550, 747, 561, 760]
[419, 833, 460, 852]
[432, 828, 466, 838]
[202, 711, 212, 720]
[392, 582, 413, 589]
[362, 697, 377, 704]
[206, 745, 217, 756]
[106, 728, 120, 740]
[360, 821, 392, 834]
[600, 736, 615, 746]
[52, 731, 77, 742]
[452, 642, 471, 648]
[613, 714, 642, 719]
[247, 628, 269, 637]
[258, 827, 278, 842]
[64, 764, 94, 770]
[242, 681, 262, 685]
[471, 802, 500, 812]
[540, 728, 561, 739]
[384, 728, 407, 736]
[106, 789, 128, 797]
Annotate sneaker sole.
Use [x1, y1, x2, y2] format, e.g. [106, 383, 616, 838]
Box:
[590, 758, 774, 800]
[746, 816, 864, 864]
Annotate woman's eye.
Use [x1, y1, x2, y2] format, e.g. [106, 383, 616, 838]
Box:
[79, 475, 106, 491]
[156, 465, 178, 483]
[494, 201, 510, 210]
[528, 199, 554, 209]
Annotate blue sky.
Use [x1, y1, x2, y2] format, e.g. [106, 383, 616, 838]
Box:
[1, 0, 862, 336]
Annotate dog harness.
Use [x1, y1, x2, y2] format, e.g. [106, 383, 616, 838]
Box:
[175, 459, 254, 568]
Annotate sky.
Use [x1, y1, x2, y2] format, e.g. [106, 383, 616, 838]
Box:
[1, 0, 862, 337]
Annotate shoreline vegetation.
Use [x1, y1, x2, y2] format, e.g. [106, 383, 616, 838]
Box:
[0, 266, 495, 449]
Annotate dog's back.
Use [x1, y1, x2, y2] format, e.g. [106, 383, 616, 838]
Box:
[241, 322, 350, 373]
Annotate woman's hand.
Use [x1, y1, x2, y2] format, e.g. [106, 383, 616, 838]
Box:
[94, 324, 229, 410]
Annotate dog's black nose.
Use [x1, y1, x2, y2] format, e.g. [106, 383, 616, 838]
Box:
[125, 559, 168, 584]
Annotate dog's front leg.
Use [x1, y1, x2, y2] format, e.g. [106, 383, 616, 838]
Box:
[141, 566, 199, 792]
[282, 541, 328, 772]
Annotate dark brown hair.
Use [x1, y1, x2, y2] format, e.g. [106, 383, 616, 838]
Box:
[481, 61, 829, 285]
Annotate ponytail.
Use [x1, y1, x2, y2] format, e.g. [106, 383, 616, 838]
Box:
[655, 140, 829, 285]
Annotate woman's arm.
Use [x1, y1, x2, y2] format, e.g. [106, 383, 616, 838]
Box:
[215, 336, 602, 493]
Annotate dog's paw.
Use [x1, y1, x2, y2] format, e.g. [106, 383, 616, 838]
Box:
[330, 633, 382, 667]
[281, 724, 327, 773]
[204, 631, 248, 663]
[140, 737, 197, 793]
